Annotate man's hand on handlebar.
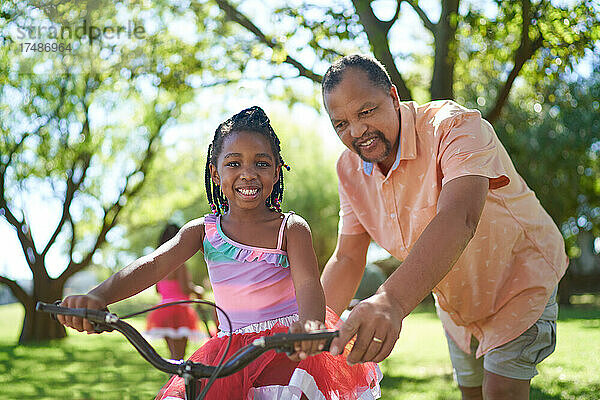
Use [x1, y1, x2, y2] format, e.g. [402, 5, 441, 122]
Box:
[58, 294, 107, 333]
[287, 319, 328, 361]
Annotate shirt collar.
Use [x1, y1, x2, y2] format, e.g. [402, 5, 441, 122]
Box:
[361, 139, 401, 175]
[361, 101, 417, 176]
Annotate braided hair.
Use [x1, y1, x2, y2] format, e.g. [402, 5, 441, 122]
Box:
[205, 106, 289, 214]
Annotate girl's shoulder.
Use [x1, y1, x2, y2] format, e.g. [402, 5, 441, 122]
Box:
[282, 212, 313, 248]
[284, 212, 311, 232]
[179, 217, 207, 242]
[182, 216, 206, 229]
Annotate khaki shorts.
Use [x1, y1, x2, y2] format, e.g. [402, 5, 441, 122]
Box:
[445, 289, 558, 387]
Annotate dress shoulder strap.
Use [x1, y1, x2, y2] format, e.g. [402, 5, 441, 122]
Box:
[276, 211, 294, 250]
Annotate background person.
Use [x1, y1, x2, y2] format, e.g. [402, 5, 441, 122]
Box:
[320, 54, 568, 400]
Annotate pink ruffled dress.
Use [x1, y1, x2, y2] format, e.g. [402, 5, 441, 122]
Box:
[155, 213, 382, 400]
[146, 279, 203, 341]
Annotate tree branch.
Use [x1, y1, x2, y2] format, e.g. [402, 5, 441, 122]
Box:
[58, 105, 171, 284]
[429, 0, 459, 99]
[41, 80, 90, 260]
[407, 0, 436, 33]
[391, 0, 403, 26]
[376, 0, 403, 32]
[0, 204, 39, 275]
[1, 71, 73, 269]
[0, 133, 31, 198]
[352, 0, 413, 100]
[485, 0, 542, 122]
[41, 152, 91, 260]
[214, 0, 323, 83]
[0, 276, 32, 306]
[67, 213, 75, 261]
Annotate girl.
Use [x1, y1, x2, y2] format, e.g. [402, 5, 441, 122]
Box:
[58, 106, 382, 399]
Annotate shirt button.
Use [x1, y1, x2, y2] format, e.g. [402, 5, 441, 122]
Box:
[390, 213, 396, 218]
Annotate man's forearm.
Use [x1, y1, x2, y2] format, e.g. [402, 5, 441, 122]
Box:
[379, 209, 478, 318]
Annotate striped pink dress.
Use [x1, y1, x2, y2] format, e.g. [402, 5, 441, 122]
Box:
[156, 212, 382, 400]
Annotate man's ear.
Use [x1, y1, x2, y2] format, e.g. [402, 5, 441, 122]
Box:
[209, 164, 220, 185]
[390, 85, 400, 110]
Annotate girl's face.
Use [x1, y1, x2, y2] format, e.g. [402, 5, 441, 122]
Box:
[210, 130, 280, 213]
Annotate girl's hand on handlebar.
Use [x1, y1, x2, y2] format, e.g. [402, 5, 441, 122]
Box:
[287, 320, 327, 361]
[58, 294, 107, 333]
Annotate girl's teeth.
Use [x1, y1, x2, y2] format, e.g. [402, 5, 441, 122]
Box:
[239, 188, 258, 196]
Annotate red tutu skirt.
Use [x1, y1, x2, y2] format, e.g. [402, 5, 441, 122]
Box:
[146, 303, 203, 341]
[155, 308, 381, 400]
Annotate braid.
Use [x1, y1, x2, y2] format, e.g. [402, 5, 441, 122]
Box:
[204, 144, 225, 214]
[204, 106, 289, 214]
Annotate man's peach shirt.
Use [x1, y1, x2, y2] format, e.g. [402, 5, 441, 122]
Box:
[337, 100, 568, 357]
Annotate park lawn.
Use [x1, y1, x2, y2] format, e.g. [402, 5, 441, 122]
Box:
[0, 301, 598, 399]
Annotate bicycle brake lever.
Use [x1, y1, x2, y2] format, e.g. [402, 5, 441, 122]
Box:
[274, 344, 295, 355]
[91, 322, 115, 333]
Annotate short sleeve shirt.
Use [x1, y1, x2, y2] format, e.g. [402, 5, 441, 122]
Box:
[337, 100, 568, 357]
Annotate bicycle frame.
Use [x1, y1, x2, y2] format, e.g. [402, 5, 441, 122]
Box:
[36, 301, 338, 400]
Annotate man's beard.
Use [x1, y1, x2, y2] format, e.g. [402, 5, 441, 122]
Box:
[352, 131, 393, 163]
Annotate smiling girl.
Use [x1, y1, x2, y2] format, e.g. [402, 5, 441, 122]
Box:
[58, 106, 381, 400]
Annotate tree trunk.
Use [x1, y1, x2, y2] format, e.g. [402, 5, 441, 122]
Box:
[18, 276, 66, 344]
[352, 0, 413, 100]
[557, 273, 572, 306]
[430, 0, 459, 100]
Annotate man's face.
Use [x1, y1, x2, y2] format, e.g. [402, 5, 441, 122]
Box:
[323, 68, 400, 166]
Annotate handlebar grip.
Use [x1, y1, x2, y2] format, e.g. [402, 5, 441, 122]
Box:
[259, 331, 339, 353]
[35, 301, 62, 322]
[36, 301, 116, 332]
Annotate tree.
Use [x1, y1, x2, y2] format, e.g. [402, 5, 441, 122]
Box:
[210, 0, 599, 122]
[202, 0, 600, 303]
[492, 58, 600, 249]
[487, 58, 600, 302]
[0, 0, 212, 343]
[94, 0, 600, 285]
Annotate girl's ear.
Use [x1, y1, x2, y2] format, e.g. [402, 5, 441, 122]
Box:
[209, 164, 220, 185]
[273, 163, 281, 184]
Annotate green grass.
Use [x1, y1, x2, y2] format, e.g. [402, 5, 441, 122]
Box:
[0, 301, 598, 399]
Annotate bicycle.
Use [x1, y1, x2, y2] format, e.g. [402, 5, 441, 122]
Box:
[36, 301, 339, 400]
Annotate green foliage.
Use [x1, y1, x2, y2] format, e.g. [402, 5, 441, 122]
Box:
[0, 0, 238, 341]
[107, 137, 214, 281]
[274, 110, 341, 267]
[456, 0, 600, 104]
[204, 0, 600, 263]
[0, 0, 217, 274]
[491, 59, 600, 254]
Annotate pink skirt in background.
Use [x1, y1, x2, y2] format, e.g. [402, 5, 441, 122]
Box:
[146, 303, 204, 341]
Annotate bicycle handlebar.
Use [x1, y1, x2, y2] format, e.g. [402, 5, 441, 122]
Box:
[36, 301, 339, 380]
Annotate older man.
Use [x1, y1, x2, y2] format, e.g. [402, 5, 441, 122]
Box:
[321, 54, 567, 400]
